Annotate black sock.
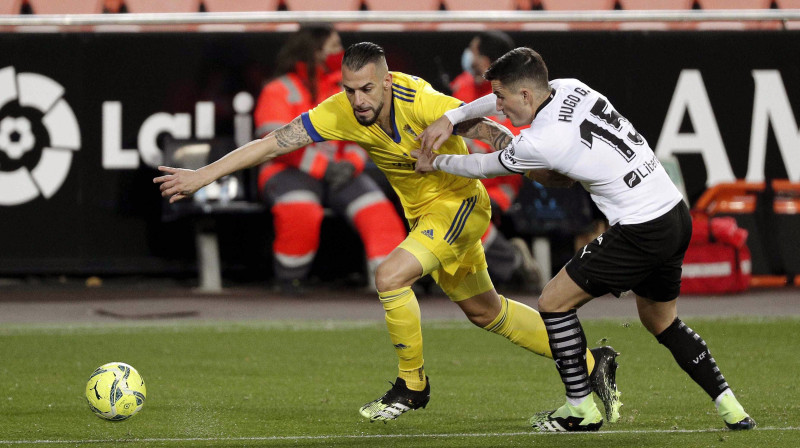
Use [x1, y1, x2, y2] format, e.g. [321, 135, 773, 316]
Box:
[656, 318, 729, 400]
[541, 310, 591, 399]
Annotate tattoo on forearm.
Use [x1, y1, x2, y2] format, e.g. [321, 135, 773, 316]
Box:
[461, 118, 513, 151]
[275, 117, 313, 149]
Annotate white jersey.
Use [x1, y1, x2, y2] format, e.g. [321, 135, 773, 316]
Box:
[495, 78, 682, 226]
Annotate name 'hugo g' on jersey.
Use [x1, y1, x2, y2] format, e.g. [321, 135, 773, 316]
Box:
[500, 78, 683, 226]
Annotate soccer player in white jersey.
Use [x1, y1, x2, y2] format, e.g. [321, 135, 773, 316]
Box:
[413, 47, 755, 432]
[155, 42, 622, 425]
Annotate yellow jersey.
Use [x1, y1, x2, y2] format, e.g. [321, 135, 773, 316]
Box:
[301, 72, 486, 219]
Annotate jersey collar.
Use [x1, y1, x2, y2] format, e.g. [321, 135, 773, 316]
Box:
[381, 96, 401, 143]
[533, 88, 556, 120]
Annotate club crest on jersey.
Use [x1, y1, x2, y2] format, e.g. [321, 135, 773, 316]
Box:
[403, 124, 418, 138]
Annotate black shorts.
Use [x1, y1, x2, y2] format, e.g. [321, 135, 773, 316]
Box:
[565, 201, 692, 302]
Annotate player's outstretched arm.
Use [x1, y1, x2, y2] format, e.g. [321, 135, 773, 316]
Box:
[457, 118, 514, 152]
[416, 93, 499, 152]
[154, 116, 313, 203]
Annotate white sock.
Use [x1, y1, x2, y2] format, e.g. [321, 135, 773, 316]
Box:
[714, 388, 734, 409]
[567, 395, 590, 407]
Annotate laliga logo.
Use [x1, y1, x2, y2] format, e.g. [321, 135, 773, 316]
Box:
[0, 66, 80, 206]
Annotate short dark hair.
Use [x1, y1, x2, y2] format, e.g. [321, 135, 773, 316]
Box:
[343, 42, 385, 72]
[476, 31, 515, 62]
[484, 47, 549, 91]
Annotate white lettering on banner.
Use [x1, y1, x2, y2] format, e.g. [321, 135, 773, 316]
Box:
[657, 69, 800, 187]
[747, 70, 800, 182]
[655, 70, 735, 187]
[233, 91, 254, 147]
[101, 101, 217, 169]
[195, 101, 215, 139]
[138, 113, 190, 168]
[102, 102, 139, 169]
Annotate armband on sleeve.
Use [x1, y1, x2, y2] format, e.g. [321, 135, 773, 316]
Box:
[443, 93, 498, 124]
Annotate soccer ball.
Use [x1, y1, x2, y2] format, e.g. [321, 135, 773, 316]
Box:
[85, 362, 147, 421]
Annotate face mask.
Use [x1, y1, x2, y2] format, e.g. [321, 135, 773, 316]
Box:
[461, 48, 474, 75]
[325, 50, 344, 73]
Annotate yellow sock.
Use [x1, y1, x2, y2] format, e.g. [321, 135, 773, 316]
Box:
[483, 296, 595, 373]
[379, 287, 427, 391]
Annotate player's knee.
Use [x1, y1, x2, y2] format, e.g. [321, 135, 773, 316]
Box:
[374, 261, 409, 292]
[465, 308, 496, 328]
[537, 292, 558, 313]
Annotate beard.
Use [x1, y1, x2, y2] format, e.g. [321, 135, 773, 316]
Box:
[353, 100, 384, 126]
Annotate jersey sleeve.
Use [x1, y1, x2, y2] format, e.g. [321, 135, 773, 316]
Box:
[302, 93, 354, 143]
[497, 133, 553, 173]
[433, 151, 518, 179]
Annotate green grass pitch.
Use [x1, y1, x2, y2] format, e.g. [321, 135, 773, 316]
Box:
[0, 316, 797, 447]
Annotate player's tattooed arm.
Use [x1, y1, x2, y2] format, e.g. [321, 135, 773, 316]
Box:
[458, 118, 514, 152]
[155, 115, 313, 203]
[274, 116, 314, 149]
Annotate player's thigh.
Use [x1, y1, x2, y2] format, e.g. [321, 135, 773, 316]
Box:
[405, 194, 491, 279]
[374, 243, 427, 292]
[434, 241, 493, 302]
[631, 202, 692, 302]
[564, 223, 654, 299]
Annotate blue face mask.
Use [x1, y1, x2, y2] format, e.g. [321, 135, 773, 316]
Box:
[461, 48, 474, 75]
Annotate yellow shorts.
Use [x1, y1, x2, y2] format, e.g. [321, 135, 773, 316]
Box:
[398, 193, 494, 301]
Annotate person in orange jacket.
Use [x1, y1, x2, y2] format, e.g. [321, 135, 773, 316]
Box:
[451, 31, 542, 291]
[254, 25, 406, 293]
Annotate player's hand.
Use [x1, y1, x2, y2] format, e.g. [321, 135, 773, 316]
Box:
[416, 115, 454, 152]
[153, 166, 206, 203]
[410, 148, 438, 174]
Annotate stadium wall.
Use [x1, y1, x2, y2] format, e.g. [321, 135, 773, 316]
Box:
[0, 30, 798, 276]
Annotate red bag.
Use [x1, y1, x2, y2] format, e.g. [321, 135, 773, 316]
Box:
[682, 214, 751, 294]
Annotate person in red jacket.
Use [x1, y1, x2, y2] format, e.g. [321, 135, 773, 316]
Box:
[451, 31, 542, 291]
[254, 25, 406, 293]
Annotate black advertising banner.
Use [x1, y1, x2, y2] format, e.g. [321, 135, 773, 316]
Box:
[0, 31, 798, 275]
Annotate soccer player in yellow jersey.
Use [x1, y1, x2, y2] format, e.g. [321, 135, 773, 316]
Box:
[154, 42, 621, 424]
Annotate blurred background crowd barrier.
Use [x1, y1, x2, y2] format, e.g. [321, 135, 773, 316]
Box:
[0, 2, 798, 291]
